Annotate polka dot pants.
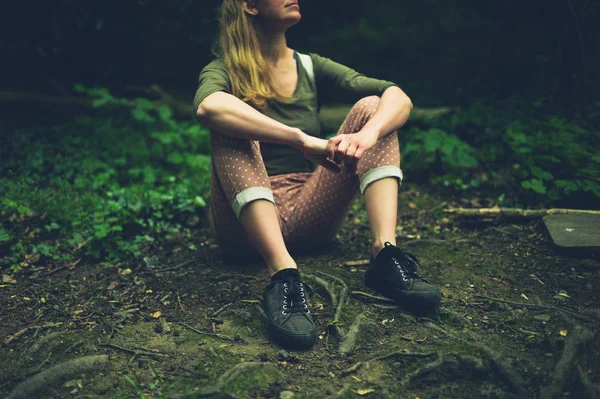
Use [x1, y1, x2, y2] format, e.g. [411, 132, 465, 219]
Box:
[209, 96, 401, 256]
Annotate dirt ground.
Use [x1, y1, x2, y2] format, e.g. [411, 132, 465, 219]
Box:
[1, 183, 599, 399]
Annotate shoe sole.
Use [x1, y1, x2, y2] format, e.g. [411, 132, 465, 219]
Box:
[365, 271, 441, 312]
[266, 317, 317, 349]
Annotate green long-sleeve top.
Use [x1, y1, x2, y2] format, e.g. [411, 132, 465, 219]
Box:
[193, 52, 397, 176]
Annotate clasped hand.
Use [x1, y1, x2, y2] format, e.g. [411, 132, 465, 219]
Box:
[299, 128, 379, 175]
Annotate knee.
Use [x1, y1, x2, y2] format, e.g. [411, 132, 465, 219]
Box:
[350, 96, 381, 117]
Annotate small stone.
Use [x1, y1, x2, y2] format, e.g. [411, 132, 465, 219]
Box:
[280, 391, 295, 399]
[533, 314, 551, 322]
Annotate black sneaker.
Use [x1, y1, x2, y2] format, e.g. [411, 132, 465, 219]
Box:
[263, 269, 317, 348]
[365, 242, 440, 313]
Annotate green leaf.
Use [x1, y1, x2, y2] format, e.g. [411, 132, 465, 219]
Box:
[73, 83, 86, 93]
[167, 152, 184, 164]
[194, 196, 207, 207]
[530, 166, 553, 181]
[522, 179, 546, 194]
[0, 227, 11, 242]
[92, 97, 109, 108]
[134, 98, 154, 110]
[157, 105, 173, 123]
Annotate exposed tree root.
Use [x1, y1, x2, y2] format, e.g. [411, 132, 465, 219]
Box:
[7, 355, 109, 399]
[304, 274, 337, 308]
[421, 321, 527, 395]
[315, 272, 349, 338]
[577, 364, 599, 399]
[339, 313, 371, 355]
[401, 352, 486, 387]
[170, 362, 265, 398]
[540, 326, 595, 399]
[27, 331, 64, 355]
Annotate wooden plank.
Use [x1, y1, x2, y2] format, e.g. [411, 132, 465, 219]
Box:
[543, 214, 600, 251]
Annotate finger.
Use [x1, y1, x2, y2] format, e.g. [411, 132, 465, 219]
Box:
[327, 136, 342, 160]
[335, 140, 350, 164]
[345, 145, 358, 173]
[352, 148, 365, 175]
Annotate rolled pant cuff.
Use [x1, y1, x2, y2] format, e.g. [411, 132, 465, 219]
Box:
[232, 187, 275, 218]
[360, 166, 403, 194]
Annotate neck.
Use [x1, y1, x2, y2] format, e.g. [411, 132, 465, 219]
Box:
[256, 29, 289, 64]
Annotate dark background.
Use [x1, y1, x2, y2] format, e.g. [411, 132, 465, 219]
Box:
[3, 0, 599, 111]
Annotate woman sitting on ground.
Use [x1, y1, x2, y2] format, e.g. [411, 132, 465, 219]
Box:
[194, 0, 441, 348]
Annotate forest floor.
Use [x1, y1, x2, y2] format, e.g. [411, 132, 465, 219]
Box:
[1, 183, 599, 399]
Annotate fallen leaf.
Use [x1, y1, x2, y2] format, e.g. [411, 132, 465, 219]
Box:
[2, 274, 17, 284]
[559, 330, 567, 337]
[120, 268, 132, 276]
[408, 202, 417, 209]
[355, 388, 375, 396]
[73, 309, 84, 316]
[107, 281, 118, 290]
[152, 311, 162, 318]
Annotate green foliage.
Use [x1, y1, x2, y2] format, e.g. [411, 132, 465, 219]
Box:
[0, 87, 211, 272]
[505, 116, 600, 200]
[403, 128, 478, 169]
[402, 100, 599, 202]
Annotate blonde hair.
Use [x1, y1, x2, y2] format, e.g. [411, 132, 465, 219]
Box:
[215, 0, 279, 108]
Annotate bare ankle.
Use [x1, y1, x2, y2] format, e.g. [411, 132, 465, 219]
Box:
[266, 256, 297, 277]
[372, 239, 396, 258]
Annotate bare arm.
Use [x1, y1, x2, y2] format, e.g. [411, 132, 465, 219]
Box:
[197, 91, 340, 172]
[196, 91, 305, 147]
[362, 85, 413, 139]
[327, 86, 413, 173]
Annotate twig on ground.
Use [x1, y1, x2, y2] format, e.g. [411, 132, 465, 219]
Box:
[5, 323, 63, 345]
[370, 350, 437, 362]
[340, 362, 362, 376]
[65, 339, 85, 354]
[177, 322, 235, 341]
[343, 259, 369, 267]
[241, 299, 261, 304]
[42, 266, 67, 277]
[7, 355, 109, 399]
[475, 294, 590, 321]
[101, 343, 167, 360]
[351, 291, 396, 304]
[212, 303, 233, 317]
[371, 304, 400, 310]
[154, 259, 196, 273]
